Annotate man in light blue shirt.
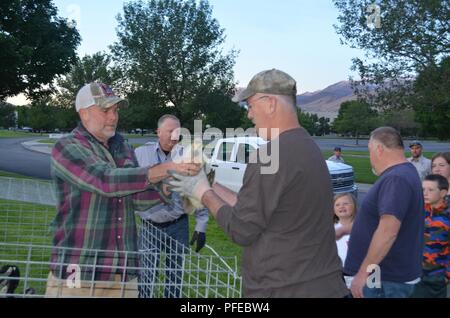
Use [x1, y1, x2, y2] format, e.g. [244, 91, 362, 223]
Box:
[328, 146, 345, 163]
[135, 114, 208, 298]
[407, 140, 431, 181]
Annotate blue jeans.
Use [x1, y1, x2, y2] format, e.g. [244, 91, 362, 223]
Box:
[139, 215, 189, 298]
[363, 280, 415, 298]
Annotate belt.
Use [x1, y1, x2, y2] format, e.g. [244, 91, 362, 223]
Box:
[146, 213, 187, 228]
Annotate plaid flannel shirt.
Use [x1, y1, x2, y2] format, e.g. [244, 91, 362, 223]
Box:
[50, 123, 161, 281]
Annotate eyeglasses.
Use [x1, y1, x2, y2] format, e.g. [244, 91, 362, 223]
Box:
[243, 95, 270, 109]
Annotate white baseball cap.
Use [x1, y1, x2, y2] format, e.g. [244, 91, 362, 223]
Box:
[75, 83, 128, 112]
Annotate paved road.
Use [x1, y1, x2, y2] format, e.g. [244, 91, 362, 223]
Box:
[0, 137, 51, 180]
[1, 136, 447, 204]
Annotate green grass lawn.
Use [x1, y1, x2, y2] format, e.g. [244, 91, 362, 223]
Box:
[188, 215, 242, 273]
[36, 139, 56, 144]
[123, 133, 157, 139]
[0, 198, 56, 295]
[323, 150, 435, 158]
[0, 195, 242, 296]
[0, 170, 42, 179]
[322, 150, 378, 184]
[0, 130, 43, 138]
[322, 150, 436, 184]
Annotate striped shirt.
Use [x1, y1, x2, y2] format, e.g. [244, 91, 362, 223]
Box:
[423, 201, 450, 280]
[50, 123, 162, 281]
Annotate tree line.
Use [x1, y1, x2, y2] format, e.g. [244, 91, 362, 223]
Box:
[1, 0, 448, 139]
[333, 0, 449, 140]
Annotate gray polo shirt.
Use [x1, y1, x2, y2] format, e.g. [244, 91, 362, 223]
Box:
[134, 142, 208, 232]
[407, 155, 431, 181]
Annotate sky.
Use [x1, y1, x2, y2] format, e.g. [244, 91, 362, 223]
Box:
[8, 0, 366, 105]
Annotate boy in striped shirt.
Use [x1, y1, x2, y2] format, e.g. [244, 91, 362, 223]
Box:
[412, 174, 449, 298]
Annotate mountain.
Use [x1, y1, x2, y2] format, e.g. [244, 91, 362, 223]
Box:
[296, 81, 356, 120]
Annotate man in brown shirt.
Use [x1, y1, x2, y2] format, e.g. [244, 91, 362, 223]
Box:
[168, 69, 348, 297]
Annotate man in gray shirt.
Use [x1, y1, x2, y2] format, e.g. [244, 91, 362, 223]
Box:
[168, 69, 348, 297]
[407, 140, 431, 181]
[135, 114, 208, 298]
[328, 146, 345, 163]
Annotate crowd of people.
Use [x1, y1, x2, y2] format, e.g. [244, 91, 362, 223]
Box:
[45, 71, 448, 298]
[333, 139, 449, 298]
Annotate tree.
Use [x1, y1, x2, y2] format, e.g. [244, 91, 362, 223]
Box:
[334, 0, 449, 83]
[0, 0, 80, 99]
[198, 91, 247, 132]
[56, 52, 122, 107]
[382, 108, 419, 137]
[332, 100, 380, 144]
[118, 89, 167, 133]
[334, 0, 450, 139]
[317, 116, 331, 136]
[412, 56, 450, 140]
[298, 112, 317, 135]
[54, 52, 122, 130]
[110, 0, 238, 123]
[0, 101, 16, 128]
[16, 106, 31, 128]
[334, 1, 449, 117]
[297, 111, 331, 136]
[28, 97, 56, 133]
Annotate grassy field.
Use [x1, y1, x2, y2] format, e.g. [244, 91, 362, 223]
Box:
[322, 150, 377, 184]
[322, 150, 436, 184]
[123, 133, 157, 139]
[188, 215, 242, 271]
[0, 195, 242, 296]
[0, 130, 43, 138]
[323, 150, 435, 158]
[36, 139, 56, 144]
[0, 198, 55, 295]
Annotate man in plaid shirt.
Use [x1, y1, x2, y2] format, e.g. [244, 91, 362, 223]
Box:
[45, 83, 200, 298]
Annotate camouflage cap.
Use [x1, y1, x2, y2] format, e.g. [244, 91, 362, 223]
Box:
[75, 82, 128, 112]
[232, 69, 297, 103]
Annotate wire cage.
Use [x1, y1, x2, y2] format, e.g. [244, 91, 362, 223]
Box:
[0, 177, 241, 298]
[138, 219, 241, 298]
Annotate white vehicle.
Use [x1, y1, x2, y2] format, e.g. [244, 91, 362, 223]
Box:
[205, 137, 358, 196]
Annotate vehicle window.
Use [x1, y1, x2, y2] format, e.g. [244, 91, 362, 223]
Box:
[217, 142, 234, 161]
[236, 143, 256, 164]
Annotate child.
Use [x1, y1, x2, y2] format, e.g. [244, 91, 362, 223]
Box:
[431, 152, 450, 206]
[411, 174, 449, 298]
[333, 193, 357, 266]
